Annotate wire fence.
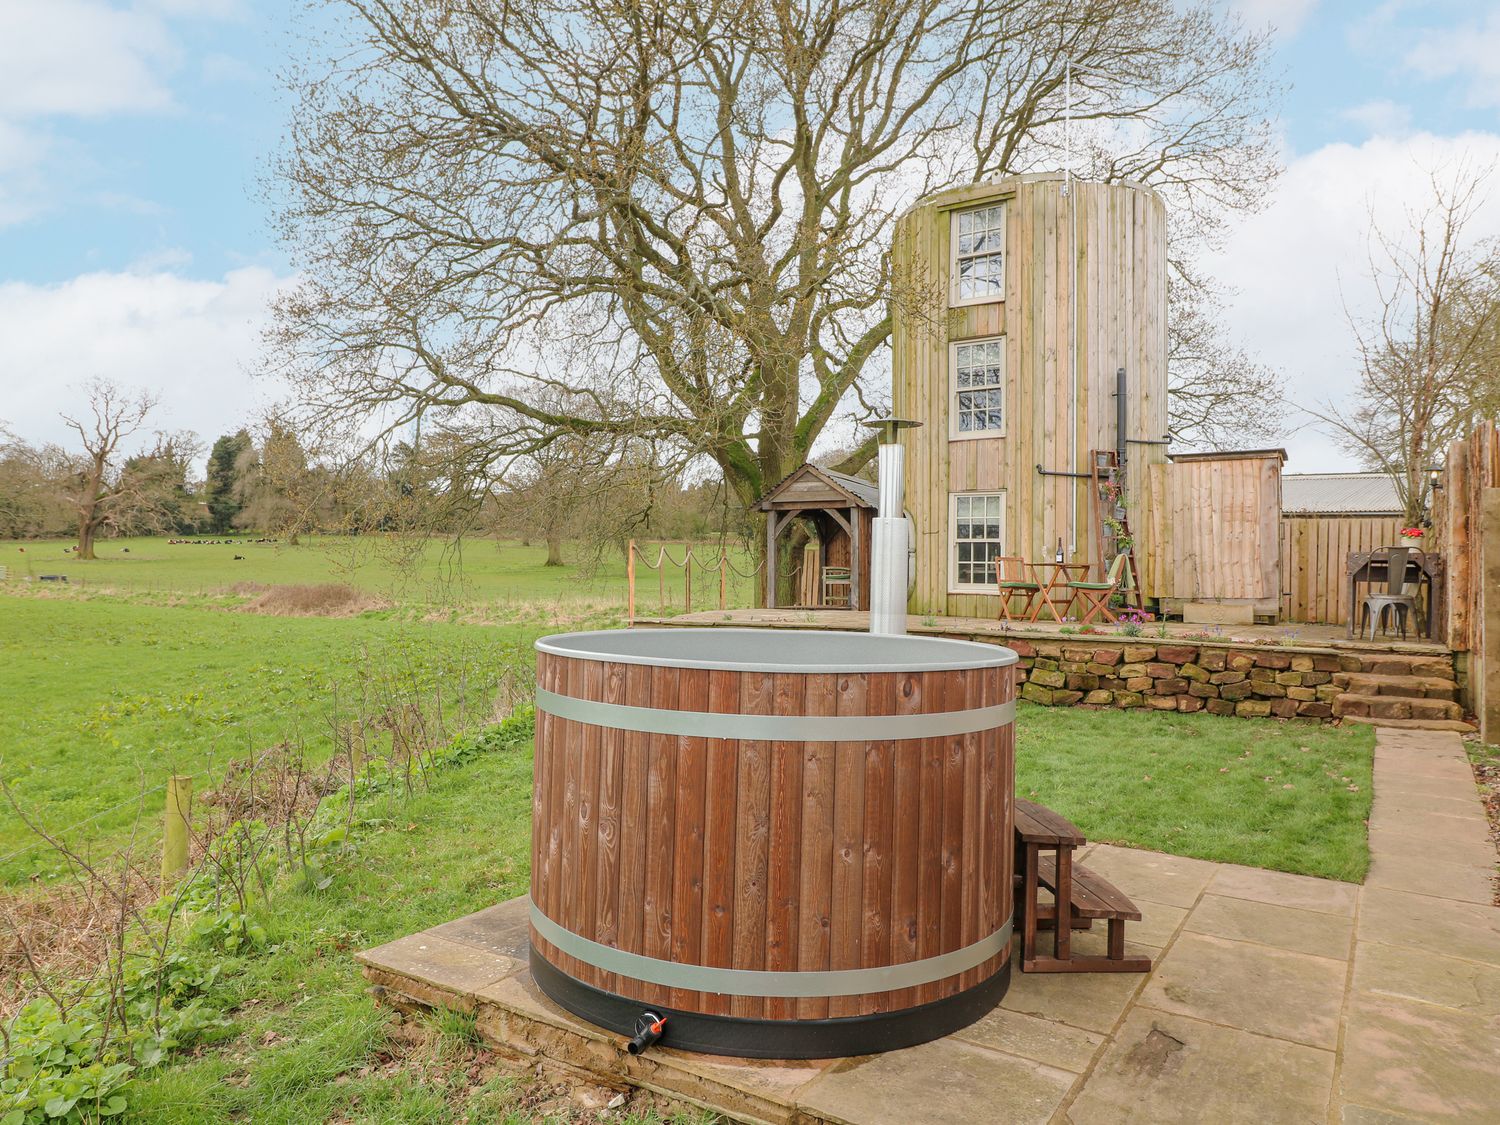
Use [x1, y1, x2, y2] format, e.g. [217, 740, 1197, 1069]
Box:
[0, 759, 222, 872]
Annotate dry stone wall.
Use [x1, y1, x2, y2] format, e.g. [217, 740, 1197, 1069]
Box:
[1008, 639, 1350, 720]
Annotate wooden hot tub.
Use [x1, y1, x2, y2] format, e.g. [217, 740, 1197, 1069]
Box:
[529, 628, 1017, 1058]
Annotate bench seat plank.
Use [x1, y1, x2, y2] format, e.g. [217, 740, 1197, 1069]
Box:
[1036, 856, 1142, 921]
[1014, 798, 1087, 846]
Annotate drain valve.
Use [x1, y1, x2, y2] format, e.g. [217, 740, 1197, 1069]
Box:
[626, 1011, 667, 1054]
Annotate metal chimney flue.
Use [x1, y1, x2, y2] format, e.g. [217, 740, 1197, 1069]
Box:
[864, 417, 921, 635]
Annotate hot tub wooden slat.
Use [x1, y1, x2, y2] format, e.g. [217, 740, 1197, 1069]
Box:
[796, 673, 837, 1021]
[558, 656, 583, 984]
[732, 670, 774, 1020]
[915, 670, 946, 1008]
[577, 659, 603, 992]
[642, 664, 678, 984]
[593, 662, 625, 995]
[939, 672, 966, 1004]
[859, 672, 895, 1017]
[829, 672, 867, 1020]
[765, 672, 805, 1021]
[961, 669, 984, 994]
[701, 668, 739, 1018]
[889, 674, 923, 1011]
[669, 666, 708, 1012]
[617, 662, 651, 973]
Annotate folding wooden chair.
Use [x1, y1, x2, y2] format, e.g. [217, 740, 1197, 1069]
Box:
[993, 555, 1040, 623]
[1067, 554, 1128, 625]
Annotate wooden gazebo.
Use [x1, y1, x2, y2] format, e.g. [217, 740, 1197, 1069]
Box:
[754, 464, 878, 609]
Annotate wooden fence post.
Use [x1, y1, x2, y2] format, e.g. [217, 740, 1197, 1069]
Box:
[1480, 488, 1500, 745]
[349, 723, 366, 777]
[684, 548, 692, 613]
[719, 555, 728, 610]
[626, 540, 636, 622]
[161, 775, 193, 884]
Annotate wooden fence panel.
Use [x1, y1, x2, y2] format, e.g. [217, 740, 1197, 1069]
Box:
[1278, 515, 1404, 625]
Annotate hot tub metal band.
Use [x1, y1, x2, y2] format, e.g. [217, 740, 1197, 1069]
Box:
[530, 904, 1013, 998]
[534, 690, 1015, 742]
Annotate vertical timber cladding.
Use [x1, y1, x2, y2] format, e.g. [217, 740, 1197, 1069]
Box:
[892, 173, 1170, 616]
[530, 644, 1016, 1029]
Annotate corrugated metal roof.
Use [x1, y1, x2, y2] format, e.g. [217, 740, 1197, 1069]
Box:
[1282, 473, 1403, 515]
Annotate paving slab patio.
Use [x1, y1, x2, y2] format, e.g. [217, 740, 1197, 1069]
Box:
[356, 728, 1499, 1124]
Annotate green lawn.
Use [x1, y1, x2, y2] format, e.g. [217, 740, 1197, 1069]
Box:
[1016, 703, 1375, 881]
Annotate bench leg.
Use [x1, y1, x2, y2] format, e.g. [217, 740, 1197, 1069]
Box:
[1053, 847, 1071, 963]
[1022, 842, 1039, 969]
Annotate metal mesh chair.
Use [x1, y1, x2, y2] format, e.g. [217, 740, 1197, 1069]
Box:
[1359, 546, 1420, 640]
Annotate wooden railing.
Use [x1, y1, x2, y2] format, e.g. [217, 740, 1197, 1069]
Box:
[625, 540, 763, 621]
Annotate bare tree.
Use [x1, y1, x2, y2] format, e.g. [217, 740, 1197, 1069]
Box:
[56, 380, 162, 558]
[1314, 165, 1500, 522]
[489, 435, 661, 568]
[1167, 263, 1287, 448]
[268, 0, 1279, 525]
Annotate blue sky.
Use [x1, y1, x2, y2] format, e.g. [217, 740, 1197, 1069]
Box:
[1, 0, 1498, 469]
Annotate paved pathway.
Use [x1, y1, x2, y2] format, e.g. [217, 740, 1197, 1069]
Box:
[359, 728, 1500, 1124]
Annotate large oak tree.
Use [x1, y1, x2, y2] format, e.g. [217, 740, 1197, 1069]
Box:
[270, 0, 1281, 510]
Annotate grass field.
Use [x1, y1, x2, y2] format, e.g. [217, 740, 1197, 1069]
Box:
[0, 595, 547, 881]
[0, 534, 758, 613]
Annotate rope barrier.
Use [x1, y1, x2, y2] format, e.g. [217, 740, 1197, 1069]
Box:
[625, 540, 765, 618]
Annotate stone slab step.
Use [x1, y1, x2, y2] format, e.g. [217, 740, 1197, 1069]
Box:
[1332, 693, 1464, 722]
[1340, 714, 1477, 734]
[1351, 653, 1455, 679]
[1332, 672, 1458, 700]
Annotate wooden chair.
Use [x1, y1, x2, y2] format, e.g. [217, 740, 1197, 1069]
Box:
[821, 565, 852, 608]
[993, 556, 1040, 623]
[1066, 553, 1128, 625]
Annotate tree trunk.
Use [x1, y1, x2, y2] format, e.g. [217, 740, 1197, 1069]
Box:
[545, 535, 564, 567]
[77, 517, 96, 560]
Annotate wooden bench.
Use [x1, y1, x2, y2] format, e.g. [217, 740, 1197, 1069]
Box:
[1014, 798, 1152, 974]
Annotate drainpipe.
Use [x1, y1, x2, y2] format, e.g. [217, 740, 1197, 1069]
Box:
[864, 417, 923, 636]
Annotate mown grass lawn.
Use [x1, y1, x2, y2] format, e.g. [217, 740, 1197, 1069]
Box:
[1017, 702, 1375, 881]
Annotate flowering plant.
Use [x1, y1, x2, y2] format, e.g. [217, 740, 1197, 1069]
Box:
[1399, 527, 1424, 539]
[1116, 608, 1154, 637]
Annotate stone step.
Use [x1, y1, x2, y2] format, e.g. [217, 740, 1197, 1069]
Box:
[1331, 672, 1458, 701]
[1351, 653, 1455, 679]
[1339, 714, 1478, 734]
[1331, 693, 1465, 722]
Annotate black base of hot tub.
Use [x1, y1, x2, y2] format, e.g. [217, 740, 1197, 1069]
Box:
[528, 946, 1013, 1060]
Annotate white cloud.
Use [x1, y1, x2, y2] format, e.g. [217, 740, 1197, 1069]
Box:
[0, 267, 295, 459]
[1203, 130, 1500, 471]
[1228, 0, 1320, 36]
[1403, 10, 1500, 108]
[0, 1, 178, 119]
[1340, 99, 1413, 138]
